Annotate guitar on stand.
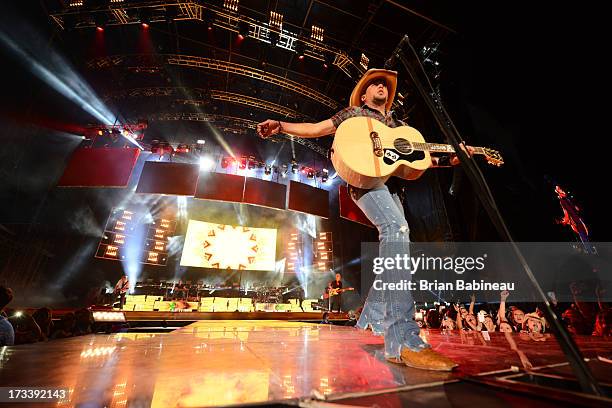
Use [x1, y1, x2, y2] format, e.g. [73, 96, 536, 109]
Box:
[330, 117, 503, 189]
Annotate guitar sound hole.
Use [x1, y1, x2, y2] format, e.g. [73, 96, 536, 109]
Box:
[394, 138, 413, 154]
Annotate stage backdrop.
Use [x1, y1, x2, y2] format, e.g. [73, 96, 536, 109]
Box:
[179, 220, 277, 271]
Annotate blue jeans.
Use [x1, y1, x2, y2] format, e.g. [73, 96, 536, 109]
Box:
[351, 184, 428, 357]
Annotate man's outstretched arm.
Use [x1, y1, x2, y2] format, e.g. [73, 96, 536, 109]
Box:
[257, 119, 335, 139]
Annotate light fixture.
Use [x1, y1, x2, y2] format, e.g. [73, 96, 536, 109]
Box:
[360, 53, 369, 70]
[94, 13, 108, 31]
[237, 21, 250, 39]
[239, 157, 247, 170]
[139, 9, 151, 27]
[223, 0, 239, 12]
[199, 156, 214, 170]
[269, 11, 283, 31]
[295, 42, 305, 60]
[311, 25, 324, 42]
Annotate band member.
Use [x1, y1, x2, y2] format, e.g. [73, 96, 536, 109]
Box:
[174, 279, 188, 300]
[114, 275, 130, 310]
[327, 273, 343, 313]
[258, 68, 473, 371]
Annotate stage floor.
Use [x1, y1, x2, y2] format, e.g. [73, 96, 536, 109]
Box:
[0, 321, 610, 407]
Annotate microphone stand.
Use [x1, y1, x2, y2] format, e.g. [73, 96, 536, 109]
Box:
[388, 35, 602, 396]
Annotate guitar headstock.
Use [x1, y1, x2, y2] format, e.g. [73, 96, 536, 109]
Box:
[483, 148, 504, 167]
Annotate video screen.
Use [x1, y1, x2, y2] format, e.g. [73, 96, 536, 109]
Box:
[180, 220, 277, 271]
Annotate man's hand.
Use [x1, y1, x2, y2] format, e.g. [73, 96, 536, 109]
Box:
[450, 143, 475, 166]
[257, 119, 280, 139]
[500, 290, 510, 301]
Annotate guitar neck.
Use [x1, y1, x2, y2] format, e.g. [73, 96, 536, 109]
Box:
[414, 142, 486, 156]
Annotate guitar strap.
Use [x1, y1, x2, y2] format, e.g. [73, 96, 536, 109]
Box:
[366, 117, 382, 177]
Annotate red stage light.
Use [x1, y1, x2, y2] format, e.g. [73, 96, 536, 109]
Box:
[142, 23, 149, 28]
[96, 26, 104, 32]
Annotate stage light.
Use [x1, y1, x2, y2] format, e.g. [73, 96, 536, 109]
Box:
[105, 245, 119, 257]
[199, 156, 214, 170]
[281, 164, 288, 177]
[307, 169, 315, 179]
[322, 53, 331, 69]
[264, 164, 272, 175]
[175, 144, 190, 153]
[92, 311, 126, 322]
[239, 157, 247, 170]
[139, 9, 151, 27]
[269, 11, 283, 31]
[295, 42, 305, 60]
[147, 251, 159, 263]
[360, 53, 369, 70]
[94, 13, 108, 31]
[311, 25, 324, 42]
[291, 160, 298, 174]
[197, 139, 205, 145]
[321, 168, 329, 182]
[224, 0, 239, 12]
[203, 8, 215, 30]
[237, 21, 250, 39]
[221, 157, 230, 168]
[14, 311, 23, 317]
[69, 0, 83, 7]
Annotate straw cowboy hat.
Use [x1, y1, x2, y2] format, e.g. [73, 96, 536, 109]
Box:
[349, 68, 398, 112]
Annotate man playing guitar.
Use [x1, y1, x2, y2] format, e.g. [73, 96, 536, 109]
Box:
[114, 275, 130, 310]
[257, 68, 470, 372]
[325, 273, 350, 313]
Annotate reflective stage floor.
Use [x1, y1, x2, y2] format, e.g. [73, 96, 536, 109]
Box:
[0, 321, 610, 407]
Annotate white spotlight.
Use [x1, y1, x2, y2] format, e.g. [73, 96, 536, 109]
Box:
[199, 156, 214, 170]
[197, 139, 206, 145]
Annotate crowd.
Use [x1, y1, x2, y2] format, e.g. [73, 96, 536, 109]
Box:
[2, 282, 609, 348]
[0, 285, 95, 346]
[421, 290, 610, 337]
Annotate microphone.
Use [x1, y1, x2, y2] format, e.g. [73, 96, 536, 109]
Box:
[384, 34, 409, 70]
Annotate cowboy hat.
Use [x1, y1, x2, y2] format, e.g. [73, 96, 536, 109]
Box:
[349, 68, 397, 112]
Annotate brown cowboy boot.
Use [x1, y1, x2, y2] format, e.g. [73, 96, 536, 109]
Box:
[387, 347, 458, 371]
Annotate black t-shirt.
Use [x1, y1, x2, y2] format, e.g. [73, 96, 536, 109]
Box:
[330, 280, 342, 290]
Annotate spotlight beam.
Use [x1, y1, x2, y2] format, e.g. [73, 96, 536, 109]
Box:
[0, 30, 143, 149]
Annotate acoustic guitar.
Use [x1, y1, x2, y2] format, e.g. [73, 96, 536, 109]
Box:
[331, 117, 504, 189]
